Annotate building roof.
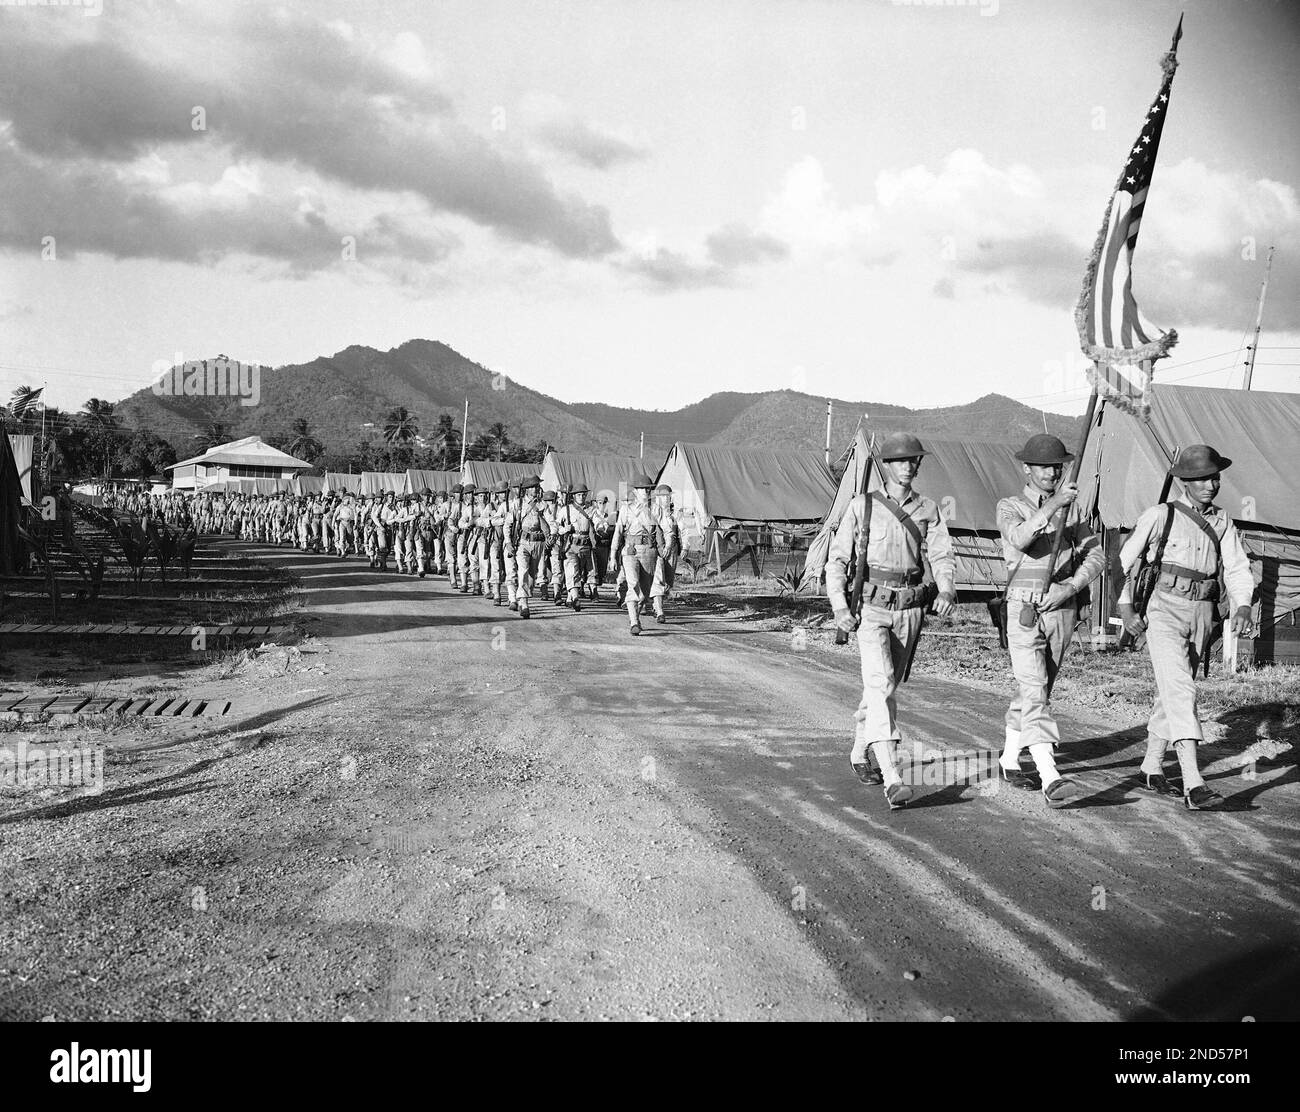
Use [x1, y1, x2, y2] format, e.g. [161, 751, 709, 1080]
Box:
[169, 435, 313, 471]
[655, 442, 835, 526]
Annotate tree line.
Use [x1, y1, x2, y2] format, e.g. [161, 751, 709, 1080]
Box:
[1, 387, 549, 483]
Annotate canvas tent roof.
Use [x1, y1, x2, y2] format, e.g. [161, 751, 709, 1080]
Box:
[322, 472, 362, 494]
[461, 461, 538, 488]
[800, 430, 1025, 593]
[540, 452, 640, 503]
[1080, 384, 1300, 627]
[359, 471, 406, 495]
[404, 469, 461, 495]
[1080, 385, 1300, 532]
[292, 475, 325, 495]
[654, 443, 835, 528]
[169, 436, 312, 471]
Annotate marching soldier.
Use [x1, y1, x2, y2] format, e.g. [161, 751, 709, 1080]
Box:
[1117, 445, 1255, 811]
[334, 493, 357, 557]
[610, 473, 666, 635]
[414, 493, 436, 577]
[826, 433, 956, 810]
[487, 480, 511, 605]
[455, 484, 476, 591]
[470, 485, 492, 596]
[511, 475, 549, 618]
[651, 483, 681, 623]
[995, 434, 1105, 808]
[539, 489, 562, 603]
[558, 483, 599, 610]
[592, 495, 615, 602]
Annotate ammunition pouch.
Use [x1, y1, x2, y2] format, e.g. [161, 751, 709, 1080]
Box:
[1156, 563, 1220, 603]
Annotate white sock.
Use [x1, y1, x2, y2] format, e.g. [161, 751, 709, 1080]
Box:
[999, 727, 1023, 771]
[1173, 739, 1205, 792]
[1029, 743, 1060, 788]
[872, 741, 901, 787]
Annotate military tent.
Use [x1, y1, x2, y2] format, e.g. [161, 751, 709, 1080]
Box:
[654, 443, 835, 529]
[7, 434, 34, 502]
[323, 472, 362, 495]
[540, 452, 639, 504]
[404, 469, 461, 495]
[1079, 384, 1300, 665]
[653, 443, 835, 574]
[461, 461, 537, 489]
[292, 475, 325, 496]
[800, 430, 1026, 594]
[359, 471, 406, 496]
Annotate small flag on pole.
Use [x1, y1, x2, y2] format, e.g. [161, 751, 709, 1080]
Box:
[1075, 17, 1184, 418]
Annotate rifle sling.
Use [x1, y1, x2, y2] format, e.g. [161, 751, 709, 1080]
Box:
[1169, 502, 1222, 562]
[869, 491, 924, 553]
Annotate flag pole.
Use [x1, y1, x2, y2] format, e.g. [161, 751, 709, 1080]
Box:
[1017, 379, 1102, 628]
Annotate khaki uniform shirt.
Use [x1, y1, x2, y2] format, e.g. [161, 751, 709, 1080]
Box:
[1118, 495, 1254, 610]
[996, 485, 1104, 596]
[825, 485, 955, 613]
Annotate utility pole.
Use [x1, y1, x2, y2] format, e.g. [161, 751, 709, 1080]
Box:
[459, 397, 469, 471]
[1243, 245, 1275, 391]
[824, 399, 833, 467]
[639, 431, 644, 465]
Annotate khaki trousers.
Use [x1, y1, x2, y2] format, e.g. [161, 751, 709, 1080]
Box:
[852, 602, 924, 755]
[1004, 603, 1077, 749]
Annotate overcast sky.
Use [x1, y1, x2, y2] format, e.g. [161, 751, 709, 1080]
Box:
[2, 0, 1298, 422]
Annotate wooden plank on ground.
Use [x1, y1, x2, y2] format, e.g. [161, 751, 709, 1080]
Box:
[200, 700, 231, 717]
[164, 700, 192, 717]
[102, 699, 133, 714]
[141, 698, 176, 716]
[217, 626, 237, 636]
[181, 700, 206, 717]
[123, 698, 153, 716]
[0, 693, 30, 711]
[79, 697, 119, 714]
[44, 696, 91, 714]
[11, 696, 57, 713]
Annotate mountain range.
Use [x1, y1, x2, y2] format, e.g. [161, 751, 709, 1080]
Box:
[111, 338, 1083, 467]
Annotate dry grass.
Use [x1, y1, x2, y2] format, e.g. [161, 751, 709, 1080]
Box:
[680, 582, 1300, 720]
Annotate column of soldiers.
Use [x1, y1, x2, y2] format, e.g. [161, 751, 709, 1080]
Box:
[180, 477, 688, 630]
[826, 431, 1255, 814]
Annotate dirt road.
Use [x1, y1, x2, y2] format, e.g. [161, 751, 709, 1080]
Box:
[3, 540, 1297, 1021]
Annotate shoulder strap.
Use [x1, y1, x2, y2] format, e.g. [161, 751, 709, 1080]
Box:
[1169, 502, 1221, 556]
[1151, 503, 1177, 570]
[869, 491, 924, 550]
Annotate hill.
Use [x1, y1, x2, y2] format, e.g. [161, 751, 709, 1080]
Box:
[110, 338, 1083, 464]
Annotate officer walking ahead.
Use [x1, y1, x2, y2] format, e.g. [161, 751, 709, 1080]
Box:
[1117, 445, 1255, 811]
[996, 434, 1105, 807]
[826, 434, 956, 809]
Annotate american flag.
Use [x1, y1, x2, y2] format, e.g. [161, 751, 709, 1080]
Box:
[1075, 18, 1183, 417]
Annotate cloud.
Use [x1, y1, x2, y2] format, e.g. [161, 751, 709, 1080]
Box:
[0, 10, 618, 260]
[519, 93, 647, 171]
[758, 150, 1300, 331]
[0, 143, 456, 270]
[705, 224, 789, 267]
[622, 223, 789, 291]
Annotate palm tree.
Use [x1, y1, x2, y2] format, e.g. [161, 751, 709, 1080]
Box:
[286, 417, 323, 463]
[486, 421, 510, 462]
[81, 398, 118, 478]
[193, 421, 231, 454]
[431, 413, 461, 470]
[383, 406, 419, 446]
